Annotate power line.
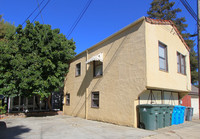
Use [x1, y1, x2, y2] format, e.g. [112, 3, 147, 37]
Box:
[36, 0, 48, 42]
[180, 0, 198, 23]
[31, 0, 51, 23]
[36, 0, 45, 24]
[22, 0, 46, 25]
[66, 0, 93, 39]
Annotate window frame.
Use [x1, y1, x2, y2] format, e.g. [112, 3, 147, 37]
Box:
[177, 52, 186, 75]
[93, 61, 103, 77]
[91, 92, 99, 108]
[66, 93, 70, 105]
[158, 42, 168, 72]
[75, 63, 81, 77]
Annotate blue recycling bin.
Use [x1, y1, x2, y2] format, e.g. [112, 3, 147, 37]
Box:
[172, 105, 186, 125]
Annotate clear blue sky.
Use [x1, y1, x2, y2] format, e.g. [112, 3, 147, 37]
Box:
[1, 0, 198, 54]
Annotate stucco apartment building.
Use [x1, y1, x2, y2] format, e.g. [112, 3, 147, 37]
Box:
[63, 17, 191, 128]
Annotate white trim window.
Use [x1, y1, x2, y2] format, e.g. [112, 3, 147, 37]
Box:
[177, 52, 186, 75]
[159, 42, 168, 71]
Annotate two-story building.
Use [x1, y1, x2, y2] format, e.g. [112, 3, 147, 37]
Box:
[63, 17, 191, 128]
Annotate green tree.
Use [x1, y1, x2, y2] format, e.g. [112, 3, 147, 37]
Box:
[0, 20, 76, 110]
[0, 15, 15, 41]
[147, 0, 198, 84]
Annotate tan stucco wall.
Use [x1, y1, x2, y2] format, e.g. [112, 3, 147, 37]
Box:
[145, 22, 191, 93]
[63, 18, 192, 128]
[63, 53, 87, 118]
[63, 20, 147, 127]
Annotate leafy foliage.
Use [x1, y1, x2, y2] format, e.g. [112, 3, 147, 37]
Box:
[0, 15, 15, 41]
[0, 20, 76, 100]
[147, 0, 198, 84]
[0, 100, 7, 115]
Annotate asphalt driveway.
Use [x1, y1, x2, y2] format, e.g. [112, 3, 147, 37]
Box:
[0, 115, 155, 139]
[0, 115, 200, 139]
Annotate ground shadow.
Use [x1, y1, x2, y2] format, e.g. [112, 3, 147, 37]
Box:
[25, 111, 58, 117]
[0, 121, 31, 139]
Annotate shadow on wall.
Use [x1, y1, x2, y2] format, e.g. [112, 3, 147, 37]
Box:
[77, 65, 92, 96]
[76, 21, 142, 97]
[0, 121, 31, 139]
[72, 36, 128, 117]
[70, 22, 143, 117]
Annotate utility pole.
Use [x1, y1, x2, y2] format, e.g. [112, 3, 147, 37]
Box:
[198, 0, 200, 120]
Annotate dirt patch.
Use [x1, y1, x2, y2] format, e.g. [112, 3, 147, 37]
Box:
[0, 111, 63, 119]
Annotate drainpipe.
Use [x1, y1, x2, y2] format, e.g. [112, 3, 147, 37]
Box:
[85, 50, 89, 119]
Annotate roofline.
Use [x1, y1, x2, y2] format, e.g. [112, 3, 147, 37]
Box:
[75, 16, 145, 58]
[74, 16, 190, 59]
[145, 17, 190, 51]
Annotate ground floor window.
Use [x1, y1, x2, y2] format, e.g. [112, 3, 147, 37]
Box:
[66, 94, 70, 105]
[91, 92, 99, 108]
[139, 90, 179, 105]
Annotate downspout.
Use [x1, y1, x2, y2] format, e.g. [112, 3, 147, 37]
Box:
[85, 50, 89, 119]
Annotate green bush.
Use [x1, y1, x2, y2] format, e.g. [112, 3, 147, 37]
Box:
[0, 100, 7, 115]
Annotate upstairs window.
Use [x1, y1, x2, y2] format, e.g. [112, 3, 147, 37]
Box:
[177, 52, 186, 75]
[93, 61, 103, 77]
[75, 63, 81, 77]
[66, 94, 70, 105]
[91, 92, 99, 108]
[159, 42, 168, 72]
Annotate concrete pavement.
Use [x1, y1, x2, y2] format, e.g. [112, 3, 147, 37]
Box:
[0, 115, 200, 139]
[143, 120, 200, 139]
[0, 115, 155, 139]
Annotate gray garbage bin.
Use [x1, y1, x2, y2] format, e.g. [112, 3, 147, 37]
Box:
[137, 104, 160, 130]
[185, 107, 193, 121]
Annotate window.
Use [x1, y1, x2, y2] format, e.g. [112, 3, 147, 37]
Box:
[66, 94, 70, 105]
[75, 63, 81, 76]
[93, 61, 103, 77]
[91, 92, 99, 108]
[159, 42, 168, 71]
[177, 52, 186, 75]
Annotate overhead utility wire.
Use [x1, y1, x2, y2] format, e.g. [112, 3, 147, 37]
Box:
[184, 0, 198, 20]
[31, 0, 51, 23]
[36, 0, 49, 42]
[66, 0, 93, 39]
[22, 0, 46, 25]
[36, 0, 45, 24]
[180, 0, 199, 23]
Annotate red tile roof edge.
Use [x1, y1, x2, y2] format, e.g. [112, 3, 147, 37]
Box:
[145, 17, 190, 51]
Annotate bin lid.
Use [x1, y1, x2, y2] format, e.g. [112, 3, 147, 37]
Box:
[137, 104, 162, 108]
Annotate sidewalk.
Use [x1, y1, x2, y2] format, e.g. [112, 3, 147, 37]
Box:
[143, 120, 200, 139]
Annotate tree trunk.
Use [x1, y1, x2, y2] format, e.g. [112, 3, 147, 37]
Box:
[48, 95, 52, 111]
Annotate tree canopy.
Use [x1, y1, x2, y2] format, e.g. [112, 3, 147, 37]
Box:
[147, 0, 198, 84]
[0, 20, 76, 101]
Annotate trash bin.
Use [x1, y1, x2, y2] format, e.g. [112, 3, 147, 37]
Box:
[165, 105, 174, 127]
[158, 105, 165, 128]
[158, 105, 172, 128]
[172, 105, 185, 125]
[137, 104, 160, 130]
[179, 106, 186, 124]
[185, 107, 193, 121]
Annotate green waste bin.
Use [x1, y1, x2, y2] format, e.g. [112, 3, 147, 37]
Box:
[137, 104, 160, 130]
[158, 105, 166, 128]
[165, 105, 174, 127]
[158, 105, 173, 128]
